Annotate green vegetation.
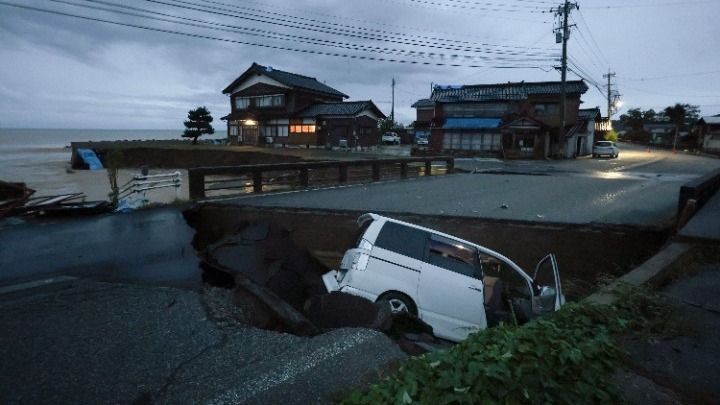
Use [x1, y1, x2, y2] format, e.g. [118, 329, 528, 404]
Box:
[602, 129, 619, 143]
[343, 284, 684, 404]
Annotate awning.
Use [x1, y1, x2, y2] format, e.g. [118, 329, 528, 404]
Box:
[564, 122, 583, 139]
[443, 118, 502, 129]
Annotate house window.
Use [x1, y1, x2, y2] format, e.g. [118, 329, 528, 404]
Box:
[263, 125, 289, 137]
[290, 124, 316, 133]
[234, 94, 285, 109]
[235, 97, 250, 109]
[534, 103, 559, 116]
[445, 103, 510, 118]
[442, 133, 501, 151]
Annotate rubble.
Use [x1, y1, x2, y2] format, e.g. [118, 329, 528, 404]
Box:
[184, 205, 441, 354]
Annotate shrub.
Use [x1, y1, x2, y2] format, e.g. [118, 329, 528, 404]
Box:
[343, 301, 626, 404]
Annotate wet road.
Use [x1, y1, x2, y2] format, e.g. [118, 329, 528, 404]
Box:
[217, 144, 720, 228]
[0, 206, 201, 288]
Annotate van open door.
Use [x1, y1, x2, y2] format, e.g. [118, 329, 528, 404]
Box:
[532, 254, 563, 316]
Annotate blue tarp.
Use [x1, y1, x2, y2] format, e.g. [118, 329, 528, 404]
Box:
[443, 118, 502, 129]
[77, 149, 104, 170]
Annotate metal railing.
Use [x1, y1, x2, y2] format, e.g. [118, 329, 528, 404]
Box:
[187, 157, 455, 200]
[118, 171, 183, 202]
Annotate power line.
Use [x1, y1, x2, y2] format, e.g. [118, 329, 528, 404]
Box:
[619, 69, 720, 81]
[0, 1, 553, 69]
[63, 0, 555, 63]
[583, 1, 716, 10]
[573, 9, 610, 68]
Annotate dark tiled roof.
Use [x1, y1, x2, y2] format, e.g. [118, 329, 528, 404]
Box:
[431, 80, 588, 102]
[223, 63, 348, 99]
[295, 101, 385, 118]
[578, 108, 600, 120]
[411, 99, 435, 108]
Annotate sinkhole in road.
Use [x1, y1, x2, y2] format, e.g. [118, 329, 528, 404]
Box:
[185, 205, 671, 301]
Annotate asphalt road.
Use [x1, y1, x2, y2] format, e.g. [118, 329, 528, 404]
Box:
[0, 205, 202, 288]
[216, 144, 720, 228]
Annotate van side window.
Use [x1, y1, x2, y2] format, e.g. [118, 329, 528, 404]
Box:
[427, 235, 477, 277]
[374, 221, 428, 261]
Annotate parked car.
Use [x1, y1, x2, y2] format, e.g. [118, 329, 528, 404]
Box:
[592, 141, 619, 158]
[381, 132, 401, 145]
[323, 213, 564, 342]
[416, 134, 429, 146]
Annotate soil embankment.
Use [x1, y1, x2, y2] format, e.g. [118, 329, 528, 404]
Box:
[70, 141, 305, 170]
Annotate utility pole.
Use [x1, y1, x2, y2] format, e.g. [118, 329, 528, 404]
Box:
[391, 78, 395, 124]
[603, 70, 616, 119]
[553, 1, 577, 155]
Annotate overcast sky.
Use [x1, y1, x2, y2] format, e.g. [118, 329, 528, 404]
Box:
[1, 0, 719, 129]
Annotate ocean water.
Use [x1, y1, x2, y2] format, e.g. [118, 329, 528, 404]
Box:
[0, 129, 186, 201]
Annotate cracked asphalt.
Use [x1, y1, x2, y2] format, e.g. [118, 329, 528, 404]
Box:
[0, 279, 405, 404]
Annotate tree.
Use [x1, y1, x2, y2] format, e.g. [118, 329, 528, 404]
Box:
[378, 118, 404, 133]
[663, 103, 700, 149]
[183, 106, 215, 145]
[619, 108, 659, 143]
[619, 108, 646, 133]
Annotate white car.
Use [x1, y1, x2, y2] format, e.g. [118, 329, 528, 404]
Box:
[592, 141, 619, 158]
[416, 134, 429, 146]
[381, 132, 401, 145]
[323, 213, 564, 342]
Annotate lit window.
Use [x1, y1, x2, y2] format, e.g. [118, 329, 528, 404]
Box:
[290, 124, 316, 133]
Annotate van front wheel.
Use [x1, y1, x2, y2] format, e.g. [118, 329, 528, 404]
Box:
[378, 292, 418, 316]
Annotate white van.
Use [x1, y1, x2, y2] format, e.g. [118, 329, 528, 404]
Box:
[323, 213, 563, 342]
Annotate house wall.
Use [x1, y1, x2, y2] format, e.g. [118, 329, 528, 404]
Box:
[416, 107, 434, 123]
[318, 115, 380, 148]
[228, 74, 288, 94]
[703, 124, 720, 152]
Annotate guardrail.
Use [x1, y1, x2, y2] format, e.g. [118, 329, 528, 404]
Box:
[677, 167, 720, 228]
[187, 157, 454, 200]
[118, 171, 183, 201]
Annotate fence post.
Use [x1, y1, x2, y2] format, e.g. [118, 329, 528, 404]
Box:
[253, 169, 263, 193]
[338, 163, 348, 183]
[424, 160, 432, 176]
[400, 162, 408, 178]
[372, 162, 381, 181]
[188, 169, 206, 200]
[446, 158, 455, 174]
[299, 167, 309, 187]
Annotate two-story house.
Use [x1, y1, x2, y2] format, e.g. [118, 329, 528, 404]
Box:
[412, 80, 589, 158]
[222, 63, 385, 148]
